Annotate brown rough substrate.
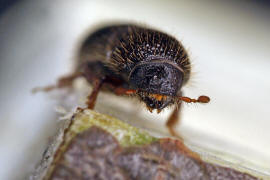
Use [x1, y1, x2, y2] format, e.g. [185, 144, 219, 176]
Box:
[50, 126, 259, 180]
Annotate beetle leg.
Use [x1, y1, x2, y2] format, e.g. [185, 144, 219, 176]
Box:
[166, 101, 182, 139]
[166, 101, 205, 162]
[32, 72, 83, 93]
[86, 78, 104, 109]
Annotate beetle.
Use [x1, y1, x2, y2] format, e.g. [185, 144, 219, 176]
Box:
[34, 23, 210, 137]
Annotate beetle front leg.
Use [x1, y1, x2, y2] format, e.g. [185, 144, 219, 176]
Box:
[86, 78, 105, 109]
[166, 101, 183, 139]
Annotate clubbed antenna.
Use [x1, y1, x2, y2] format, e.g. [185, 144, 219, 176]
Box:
[179, 95, 210, 103]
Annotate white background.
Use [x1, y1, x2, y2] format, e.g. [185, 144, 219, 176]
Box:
[0, 1, 270, 179]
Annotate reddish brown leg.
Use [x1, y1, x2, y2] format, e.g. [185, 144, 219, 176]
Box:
[32, 72, 83, 93]
[86, 79, 104, 109]
[166, 101, 182, 139]
[166, 101, 203, 161]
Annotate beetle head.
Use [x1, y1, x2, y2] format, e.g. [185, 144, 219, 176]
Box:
[129, 60, 184, 111]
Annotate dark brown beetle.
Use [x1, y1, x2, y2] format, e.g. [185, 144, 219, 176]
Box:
[34, 23, 210, 136]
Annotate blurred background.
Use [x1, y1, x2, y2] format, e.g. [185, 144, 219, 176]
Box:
[0, 0, 270, 179]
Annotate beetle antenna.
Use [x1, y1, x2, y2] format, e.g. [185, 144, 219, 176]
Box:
[179, 95, 210, 103]
[114, 88, 137, 96]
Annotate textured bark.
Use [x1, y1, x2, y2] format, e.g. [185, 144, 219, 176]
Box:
[31, 109, 262, 180]
[50, 127, 258, 180]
